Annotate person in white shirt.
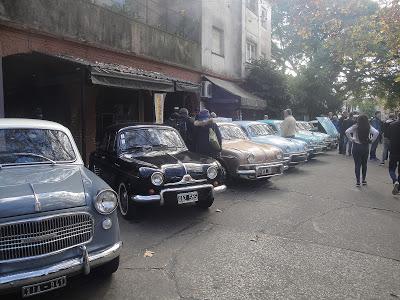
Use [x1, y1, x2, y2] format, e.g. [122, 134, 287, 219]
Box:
[345, 115, 380, 187]
[281, 109, 297, 138]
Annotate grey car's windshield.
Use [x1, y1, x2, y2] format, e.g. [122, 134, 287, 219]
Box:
[0, 129, 76, 166]
[248, 124, 275, 136]
[219, 125, 248, 140]
[119, 128, 186, 152]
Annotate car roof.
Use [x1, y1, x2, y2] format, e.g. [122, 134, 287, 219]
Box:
[233, 121, 265, 126]
[105, 122, 173, 133]
[0, 118, 69, 131]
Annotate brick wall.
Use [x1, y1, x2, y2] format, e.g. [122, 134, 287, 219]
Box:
[0, 26, 201, 83]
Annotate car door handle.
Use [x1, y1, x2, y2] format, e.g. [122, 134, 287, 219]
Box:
[101, 156, 106, 159]
[114, 163, 120, 167]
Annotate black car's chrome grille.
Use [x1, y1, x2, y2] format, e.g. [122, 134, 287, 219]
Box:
[0, 213, 94, 261]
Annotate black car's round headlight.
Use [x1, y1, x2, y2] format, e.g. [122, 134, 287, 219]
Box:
[207, 166, 218, 180]
[94, 190, 118, 215]
[151, 172, 164, 186]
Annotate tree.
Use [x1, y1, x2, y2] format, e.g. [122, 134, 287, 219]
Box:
[271, 0, 399, 110]
[244, 59, 293, 118]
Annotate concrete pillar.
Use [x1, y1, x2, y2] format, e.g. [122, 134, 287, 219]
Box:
[0, 57, 4, 118]
[154, 93, 166, 124]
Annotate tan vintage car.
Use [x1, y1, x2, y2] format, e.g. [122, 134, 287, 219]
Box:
[216, 122, 285, 180]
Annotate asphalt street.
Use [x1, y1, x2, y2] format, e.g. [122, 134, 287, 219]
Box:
[6, 152, 400, 299]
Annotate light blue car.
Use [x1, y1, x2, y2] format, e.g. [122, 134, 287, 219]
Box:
[259, 120, 326, 157]
[235, 121, 308, 167]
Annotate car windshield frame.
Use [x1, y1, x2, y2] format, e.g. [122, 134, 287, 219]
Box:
[248, 124, 275, 137]
[0, 128, 77, 167]
[219, 124, 249, 141]
[118, 127, 187, 154]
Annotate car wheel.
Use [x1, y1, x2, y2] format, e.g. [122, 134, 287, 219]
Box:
[94, 256, 120, 277]
[118, 183, 139, 220]
[197, 196, 214, 209]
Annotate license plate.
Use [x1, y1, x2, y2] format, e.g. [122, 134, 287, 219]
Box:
[22, 276, 67, 298]
[258, 167, 271, 176]
[177, 191, 198, 204]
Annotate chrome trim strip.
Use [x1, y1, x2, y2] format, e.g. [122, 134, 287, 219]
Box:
[164, 175, 207, 186]
[0, 242, 122, 289]
[132, 195, 161, 202]
[29, 183, 41, 212]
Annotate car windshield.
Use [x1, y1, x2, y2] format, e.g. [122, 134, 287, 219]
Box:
[119, 127, 185, 152]
[0, 129, 76, 166]
[219, 125, 248, 140]
[248, 124, 275, 136]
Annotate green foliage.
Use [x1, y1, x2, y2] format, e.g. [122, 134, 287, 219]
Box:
[244, 59, 293, 118]
[358, 100, 378, 117]
[271, 0, 400, 111]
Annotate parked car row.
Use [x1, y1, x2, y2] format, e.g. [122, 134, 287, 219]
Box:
[0, 116, 336, 297]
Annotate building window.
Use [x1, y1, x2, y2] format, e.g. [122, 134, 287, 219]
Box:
[212, 27, 224, 57]
[261, 7, 268, 29]
[246, 0, 258, 14]
[246, 42, 257, 62]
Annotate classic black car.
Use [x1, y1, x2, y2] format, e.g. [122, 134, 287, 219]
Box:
[90, 124, 226, 219]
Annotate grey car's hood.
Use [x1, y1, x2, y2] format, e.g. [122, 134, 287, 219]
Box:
[0, 165, 86, 218]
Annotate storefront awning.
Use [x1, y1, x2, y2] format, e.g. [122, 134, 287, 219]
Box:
[204, 76, 266, 110]
[37, 52, 199, 93]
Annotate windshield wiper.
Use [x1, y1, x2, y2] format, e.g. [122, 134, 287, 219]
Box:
[124, 145, 153, 152]
[13, 153, 57, 165]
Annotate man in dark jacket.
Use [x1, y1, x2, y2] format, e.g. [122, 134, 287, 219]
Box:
[338, 111, 348, 154]
[166, 108, 195, 151]
[388, 113, 400, 195]
[380, 113, 395, 165]
[193, 109, 222, 159]
[370, 111, 383, 160]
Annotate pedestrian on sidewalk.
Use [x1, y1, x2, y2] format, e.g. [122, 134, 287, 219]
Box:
[370, 111, 383, 161]
[281, 109, 296, 138]
[380, 113, 396, 166]
[345, 115, 379, 187]
[338, 111, 348, 154]
[343, 112, 356, 156]
[388, 113, 400, 195]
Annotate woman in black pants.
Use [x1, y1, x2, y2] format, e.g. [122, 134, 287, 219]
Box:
[345, 115, 379, 187]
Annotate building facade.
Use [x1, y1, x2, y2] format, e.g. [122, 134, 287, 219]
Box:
[201, 0, 272, 120]
[0, 0, 202, 162]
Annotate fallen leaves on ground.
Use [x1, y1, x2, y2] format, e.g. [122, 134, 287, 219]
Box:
[144, 250, 155, 258]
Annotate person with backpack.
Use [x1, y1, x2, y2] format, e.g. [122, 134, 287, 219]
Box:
[380, 113, 396, 166]
[345, 114, 379, 187]
[193, 109, 222, 159]
[388, 113, 400, 195]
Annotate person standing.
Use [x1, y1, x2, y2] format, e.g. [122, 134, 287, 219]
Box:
[388, 113, 400, 195]
[193, 109, 222, 159]
[176, 108, 195, 151]
[380, 113, 395, 166]
[281, 109, 296, 138]
[370, 111, 383, 160]
[346, 115, 379, 187]
[338, 111, 348, 154]
[343, 112, 356, 156]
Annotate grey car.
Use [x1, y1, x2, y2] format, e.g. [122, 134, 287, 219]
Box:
[0, 119, 121, 298]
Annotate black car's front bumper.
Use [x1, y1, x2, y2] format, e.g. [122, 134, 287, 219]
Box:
[0, 242, 122, 294]
[132, 184, 227, 204]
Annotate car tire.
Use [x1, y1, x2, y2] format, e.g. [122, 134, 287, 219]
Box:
[118, 183, 140, 220]
[197, 196, 214, 209]
[95, 256, 120, 277]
